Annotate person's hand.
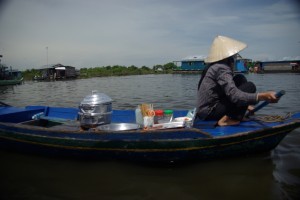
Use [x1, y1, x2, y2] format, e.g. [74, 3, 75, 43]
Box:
[246, 105, 255, 116]
[247, 105, 255, 112]
[258, 91, 278, 103]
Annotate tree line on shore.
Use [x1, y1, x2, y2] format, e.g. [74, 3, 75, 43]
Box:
[21, 62, 178, 80]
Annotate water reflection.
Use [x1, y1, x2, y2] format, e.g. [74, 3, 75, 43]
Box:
[0, 73, 300, 199]
[272, 129, 300, 199]
[0, 85, 15, 94]
[0, 150, 281, 200]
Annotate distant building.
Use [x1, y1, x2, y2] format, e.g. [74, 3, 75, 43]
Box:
[173, 55, 250, 73]
[234, 54, 250, 73]
[34, 64, 78, 80]
[259, 60, 300, 73]
[173, 56, 206, 72]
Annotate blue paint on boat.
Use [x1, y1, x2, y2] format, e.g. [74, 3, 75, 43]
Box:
[0, 105, 300, 163]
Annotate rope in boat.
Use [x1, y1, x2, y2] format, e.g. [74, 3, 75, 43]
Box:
[252, 112, 292, 123]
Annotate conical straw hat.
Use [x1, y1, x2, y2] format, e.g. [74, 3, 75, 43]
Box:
[204, 35, 247, 63]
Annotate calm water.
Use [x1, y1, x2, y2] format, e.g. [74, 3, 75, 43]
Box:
[0, 74, 300, 200]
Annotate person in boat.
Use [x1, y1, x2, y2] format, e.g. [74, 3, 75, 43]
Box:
[196, 35, 278, 126]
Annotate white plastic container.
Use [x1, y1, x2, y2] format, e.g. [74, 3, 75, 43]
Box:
[135, 107, 144, 126]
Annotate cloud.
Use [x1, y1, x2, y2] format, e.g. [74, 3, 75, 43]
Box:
[0, 0, 300, 70]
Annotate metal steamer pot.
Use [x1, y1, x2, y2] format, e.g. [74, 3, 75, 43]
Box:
[78, 91, 112, 128]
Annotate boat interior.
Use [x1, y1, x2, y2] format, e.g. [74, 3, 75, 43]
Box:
[0, 105, 191, 130]
[1, 105, 299, 137]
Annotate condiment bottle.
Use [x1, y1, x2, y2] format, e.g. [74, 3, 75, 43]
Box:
[135, 106, 143, 126]
[163, 109, 173, 122]
[154, 109, 164, 124]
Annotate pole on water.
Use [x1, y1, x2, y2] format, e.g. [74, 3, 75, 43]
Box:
[46, 47, 48, 68]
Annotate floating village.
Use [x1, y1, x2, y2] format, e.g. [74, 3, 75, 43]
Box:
[173, 54, 300, 74]
[0, 53, 300, 86]
[1, 51, 300, 162]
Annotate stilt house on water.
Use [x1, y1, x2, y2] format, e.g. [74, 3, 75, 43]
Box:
[34, 64, 78, 80]
[173, 54, 249, 73]
[234, 54, 249, 73]
[173, 56, 206, 73]
[257, 60, 300, 73]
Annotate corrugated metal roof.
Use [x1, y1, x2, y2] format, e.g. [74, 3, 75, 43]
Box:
[181, 55, 205, 61]
[38, 63, 63, 69]
[38, 63, 75, 70]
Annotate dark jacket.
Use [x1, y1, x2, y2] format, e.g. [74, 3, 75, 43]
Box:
[196, 63, 257, 119]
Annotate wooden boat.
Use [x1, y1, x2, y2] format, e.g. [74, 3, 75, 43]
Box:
[0, 63, 23, 86]
[0, 77, 23, 86]
[0, 104, 300, 163]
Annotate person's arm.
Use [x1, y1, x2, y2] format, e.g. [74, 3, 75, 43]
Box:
[216, 65, 257, 105]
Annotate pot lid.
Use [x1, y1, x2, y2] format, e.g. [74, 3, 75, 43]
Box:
[81, 90, 112, 104]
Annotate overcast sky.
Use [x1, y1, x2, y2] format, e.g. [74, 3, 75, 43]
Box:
[0, 0, 300, 70]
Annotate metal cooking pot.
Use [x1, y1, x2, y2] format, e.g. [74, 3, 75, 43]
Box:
[78, 112, 112, 128]
[78, 91, 112, 128]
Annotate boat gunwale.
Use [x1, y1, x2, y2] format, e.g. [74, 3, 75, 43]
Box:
[0, 119, 299, 143]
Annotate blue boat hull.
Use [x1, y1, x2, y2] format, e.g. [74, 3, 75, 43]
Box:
[0, 105, 300, 163]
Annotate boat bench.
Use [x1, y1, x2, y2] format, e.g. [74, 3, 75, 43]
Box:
[0, 106, 45, 123]
[40, 107, 79, 122]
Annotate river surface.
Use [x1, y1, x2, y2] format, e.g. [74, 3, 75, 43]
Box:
[0, 73, 300, 200]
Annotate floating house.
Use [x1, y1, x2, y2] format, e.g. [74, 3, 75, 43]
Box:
[234, 54, 250, 73]
[258, 60, 300, 73]
[173, 55, 249, 73]
[235, 60, 248, 73]
[173, 56, 206, 73]
[34, 64, 77, 80]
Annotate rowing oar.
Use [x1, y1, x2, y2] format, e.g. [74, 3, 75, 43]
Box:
[246, 90, 286, 117]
